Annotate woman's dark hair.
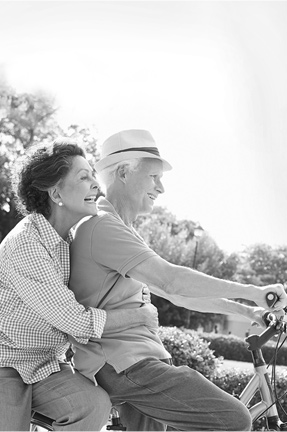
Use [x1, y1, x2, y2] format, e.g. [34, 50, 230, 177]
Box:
[12, 138, 86, 217]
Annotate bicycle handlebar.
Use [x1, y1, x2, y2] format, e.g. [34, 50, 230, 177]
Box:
[246, 310, 287, 352]
[245, 291, 287, 352]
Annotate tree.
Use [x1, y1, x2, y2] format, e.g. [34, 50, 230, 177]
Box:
[62, 124, 100, 171]
[135, 206, 236, 330]
[0, 82, 99, 241]
[0, 152, 18, 241]
[0, 84, 61, 149]
[0, 82, 63, 241]
[236, 244, 287, 286]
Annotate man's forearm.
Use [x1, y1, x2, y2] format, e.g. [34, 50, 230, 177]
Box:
[181, 297, 258, 320]
[164, 265, 252, 300]
[182, 297, 266, 327]
[151, 286, 250, 315]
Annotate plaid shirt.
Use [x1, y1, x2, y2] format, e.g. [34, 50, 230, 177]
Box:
[0, 213, 106, 384]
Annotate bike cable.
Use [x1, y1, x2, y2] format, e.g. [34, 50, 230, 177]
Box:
[252, 330, 287, 425]
[272, 332, 287, 418]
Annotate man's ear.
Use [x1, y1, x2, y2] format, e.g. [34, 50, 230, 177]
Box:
[48, 187, 62, 205]
[117, 165, 128, 183]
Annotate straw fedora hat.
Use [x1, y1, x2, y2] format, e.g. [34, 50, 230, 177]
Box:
[95, 129, 172, 173]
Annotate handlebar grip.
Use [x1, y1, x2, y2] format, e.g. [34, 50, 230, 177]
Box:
[266, 292, 279, 308]
[262, 310, 276, 327]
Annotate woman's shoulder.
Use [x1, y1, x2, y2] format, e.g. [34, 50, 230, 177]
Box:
[0, 215, 43, 259]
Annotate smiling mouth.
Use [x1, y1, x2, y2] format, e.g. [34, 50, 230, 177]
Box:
[147, 194, 156, 201]
[84, 196, 97, 203]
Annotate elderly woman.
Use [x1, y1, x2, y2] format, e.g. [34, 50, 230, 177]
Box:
[0, 138, 158, 431]
[69, 129, 287, 431]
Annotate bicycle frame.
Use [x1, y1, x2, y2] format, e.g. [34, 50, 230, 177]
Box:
[239, 317, 286, 430]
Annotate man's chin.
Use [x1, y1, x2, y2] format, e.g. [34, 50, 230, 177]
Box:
[139, 207, 153, 216]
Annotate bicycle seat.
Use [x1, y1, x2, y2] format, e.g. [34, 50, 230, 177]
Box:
[31, 410, 54, 431]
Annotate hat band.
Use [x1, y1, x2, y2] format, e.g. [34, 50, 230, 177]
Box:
[109, 146, 161, 157]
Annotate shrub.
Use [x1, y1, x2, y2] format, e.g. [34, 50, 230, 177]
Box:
[212, 368, 287, 428]
[200, 332, 253, 362]
[195, 331, 287, 366]
[158, 326, 222, 379]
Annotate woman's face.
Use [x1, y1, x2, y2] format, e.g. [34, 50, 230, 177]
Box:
[57, 155, 100, 223]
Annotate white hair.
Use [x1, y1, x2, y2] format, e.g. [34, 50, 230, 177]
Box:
[97, 158, 142, 193]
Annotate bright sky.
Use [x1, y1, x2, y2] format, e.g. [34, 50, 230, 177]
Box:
[1, 0, 287, 253]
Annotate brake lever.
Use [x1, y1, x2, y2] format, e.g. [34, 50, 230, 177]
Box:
[266, 292, 279, 308]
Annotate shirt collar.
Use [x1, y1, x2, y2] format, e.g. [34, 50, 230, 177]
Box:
[97, 197, 142, 239]
[31, 213, 73, 250]
[97, 197, 119, 217]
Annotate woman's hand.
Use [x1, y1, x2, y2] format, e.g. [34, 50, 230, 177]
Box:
[139, 302, 159, 332]
[104, 302, 159, 334]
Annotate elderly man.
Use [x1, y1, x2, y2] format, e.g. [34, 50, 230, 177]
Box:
[69, 129, 287, 431]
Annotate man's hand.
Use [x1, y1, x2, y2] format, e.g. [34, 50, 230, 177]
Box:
[248, 306, 285, 328]
[252, 284, 287, 310]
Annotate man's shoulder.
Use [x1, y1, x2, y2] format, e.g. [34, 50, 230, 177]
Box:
[73, 212, 123, 243]
[79, 210, 121, 229]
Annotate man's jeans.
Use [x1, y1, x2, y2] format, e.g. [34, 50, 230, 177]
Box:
[96, 357, 252, 431]
[0, 363, 111, 431]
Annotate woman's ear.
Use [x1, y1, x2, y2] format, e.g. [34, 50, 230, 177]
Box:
[48, 187, 62, 205]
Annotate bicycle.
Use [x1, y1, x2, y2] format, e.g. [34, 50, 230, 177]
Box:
[30, 292, 287, 431]
[237, 308, 287, 430]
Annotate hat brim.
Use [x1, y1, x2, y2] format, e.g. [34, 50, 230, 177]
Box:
[95, 151, 172, 173]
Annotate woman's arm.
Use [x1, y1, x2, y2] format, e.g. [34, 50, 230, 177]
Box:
[104, 302, 158, 333]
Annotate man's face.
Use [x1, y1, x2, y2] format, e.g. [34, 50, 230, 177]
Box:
[125, 158, 164, 217]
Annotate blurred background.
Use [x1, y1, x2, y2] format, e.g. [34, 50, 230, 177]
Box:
[1, 0, 287, 254]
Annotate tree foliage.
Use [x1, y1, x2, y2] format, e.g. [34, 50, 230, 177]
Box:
[235, 243, 287, 286]
[0, 84, 61, 240]
[0, 86, 60, 149]
[0, 82, 99, 241]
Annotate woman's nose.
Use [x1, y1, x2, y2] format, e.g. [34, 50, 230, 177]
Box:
[91, 178, 100, 189]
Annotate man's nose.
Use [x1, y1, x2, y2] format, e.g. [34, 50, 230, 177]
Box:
[156, 180, 164, 194]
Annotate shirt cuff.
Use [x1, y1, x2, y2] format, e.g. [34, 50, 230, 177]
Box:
[90, 307, 107, 339]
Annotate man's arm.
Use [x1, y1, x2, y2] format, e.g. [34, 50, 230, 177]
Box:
[149, 285, 267, 327]
[127, 255, 287, 310]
